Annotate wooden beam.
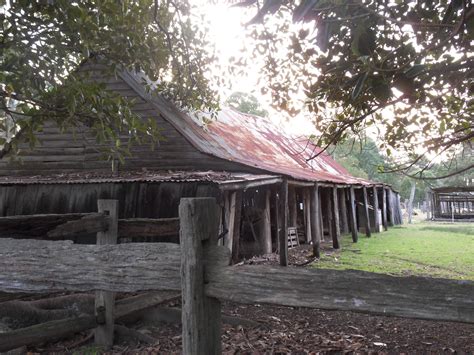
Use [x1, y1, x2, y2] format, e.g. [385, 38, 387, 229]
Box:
[180, 198, 222, 355]
[288, 185, 297, 228]
[95, 199, 118, 349]
[205, 264, 474, 324]
[278, 179, 289, 266]
[348, 187, 358, 243]
[260, 188, 272, 254]
[310, 184, 321, 258]
[339, 189, 349, 234]
[118, 218, 179, 238]
[231, 191, 243, 263]
[304, 189, 312, 244]
[362, 187, 372, 237]
[382, 188, 388, 231]
[331, 187, 341, 249]
[218, 177, 282, 191]
[0, 213, 107, 239]
[387, 188, 395, 226]
[372, 186, 381, 233]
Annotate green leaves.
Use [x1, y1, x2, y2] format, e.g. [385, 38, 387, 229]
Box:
[404, 64, 426, 79]
[351, 72, 368, 100]
[351, 26, 376, 57]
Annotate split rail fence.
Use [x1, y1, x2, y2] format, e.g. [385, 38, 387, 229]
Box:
[0, 198, 473, 354]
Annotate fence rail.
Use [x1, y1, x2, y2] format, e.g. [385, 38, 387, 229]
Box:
[0, 198, 473, 354]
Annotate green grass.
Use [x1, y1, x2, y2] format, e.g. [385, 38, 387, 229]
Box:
[313, 221, 474, 280]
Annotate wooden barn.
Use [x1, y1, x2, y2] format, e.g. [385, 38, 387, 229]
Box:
[426, 186, 474, 221]
[0, 59, 403, 264]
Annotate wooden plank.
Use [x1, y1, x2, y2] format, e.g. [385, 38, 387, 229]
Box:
[304, 189, 312, 244]
[372, 186, 381, 232]
[382, 188, 388, 231]
[205, 265, 474, 324]
[310, 184, 321, 258]
[278, 179, 289, 266]
[95, 200, 118, 348]
[362, 187, 372, 237]
[288, 186, 297, 228]
[231, 191, 243, 263]
[348, 187, 358, 242]
[0, 213, 107, 239]
[331, 187, 341, 249]
[0, 239, 182, 293]
[118, 217, 179, 238]
[387, 188, 395, 226]
[260, 189, 272, 254]
[339, 189, 349, 234]
[179, 198, 223, 355]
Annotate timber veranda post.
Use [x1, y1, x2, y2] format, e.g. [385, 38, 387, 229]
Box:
[95, 199, 119, 349]
[180, 197, 222, 355]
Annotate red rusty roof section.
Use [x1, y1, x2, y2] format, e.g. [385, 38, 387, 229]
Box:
[177, 108, 374, 185]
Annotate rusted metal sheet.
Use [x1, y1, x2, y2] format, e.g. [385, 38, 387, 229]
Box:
[177, 108, 375, 185]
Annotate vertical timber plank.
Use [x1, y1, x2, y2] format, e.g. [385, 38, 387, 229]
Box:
[382, 188, 388, 231]
[332, 187, 341, 249]
[339, 189, 349, 234]
[362, 187, 372, 237]
[180, 197, 221, 355]
[348, 187, 358, 242]
[304, 189, 312, 244]
[388, 188, 395, 226]
[288, 185, 297, 228]
[279, 179, 289, 266]
[231, 191, 243, 263]
[95, 199, 118, 349]
[261, 188, 272, 254]
[373, 186, 380, 233]
[224, 192, 234, 253]
[310, 184, 321, 258]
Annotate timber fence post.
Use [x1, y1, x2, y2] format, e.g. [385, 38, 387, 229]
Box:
[180, 197, 222, 355]
[95, 199, 119, 349]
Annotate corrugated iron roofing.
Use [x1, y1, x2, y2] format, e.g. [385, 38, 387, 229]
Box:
[121, 70, 376, 186]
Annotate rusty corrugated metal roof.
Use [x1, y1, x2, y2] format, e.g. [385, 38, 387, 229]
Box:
[121, 70, 375, 186]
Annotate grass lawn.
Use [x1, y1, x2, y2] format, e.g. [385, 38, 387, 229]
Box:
[313, 221, 474, 280]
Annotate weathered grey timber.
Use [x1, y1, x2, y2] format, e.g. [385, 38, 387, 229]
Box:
[230, 191, 243, 263]
[0, 213, 107, 238]
[303, 189, 312, 244]
[205, 264, 474, 324]
[387, 188, 395, 226]
[339, 189, 349, 234]
[372, 186, 380, 232]
[180, 198, 224, 355]
[331, 187, 341, 249]
[0, 239, 182, 293]
[310, 184, 321, 258]
[260, 189, 272, 254]
[95, 200, 118, 348]
[278, 179, 289, 266]
[382, 188, 388, 231]
[348, 187, 358, 242]
[118, 217, 180, 238]
[0, 292, 178, 352]
[362, 187, 372, 237]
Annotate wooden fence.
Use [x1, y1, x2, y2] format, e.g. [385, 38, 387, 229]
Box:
[0, 198, 473, 354]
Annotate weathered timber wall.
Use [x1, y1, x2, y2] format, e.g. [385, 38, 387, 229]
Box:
[0, 182, 218, 218]
[0, 62, 264, 176]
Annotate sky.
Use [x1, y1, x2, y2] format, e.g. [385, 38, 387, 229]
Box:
[193, 1, 318, 135]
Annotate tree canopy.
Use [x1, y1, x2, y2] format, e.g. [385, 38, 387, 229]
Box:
[225, 91, 269, 117]
[1, 0, 217, 159]
[235, 0, 473, 177]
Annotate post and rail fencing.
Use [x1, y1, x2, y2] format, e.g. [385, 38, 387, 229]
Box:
[0, 198, 473, 353]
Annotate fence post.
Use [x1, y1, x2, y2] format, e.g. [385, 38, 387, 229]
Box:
[95, 199, 119, 349]
[180, 198, 221, 355]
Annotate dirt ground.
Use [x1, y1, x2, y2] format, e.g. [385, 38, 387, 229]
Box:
[19, 243, 473, 354]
